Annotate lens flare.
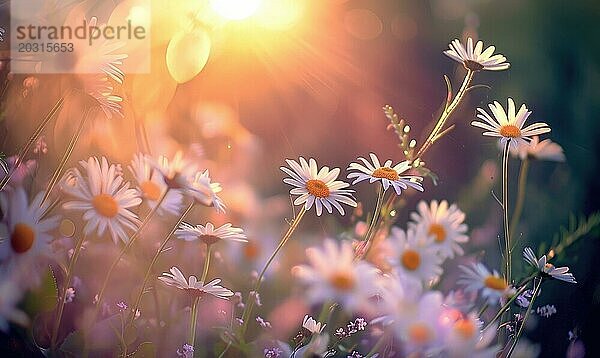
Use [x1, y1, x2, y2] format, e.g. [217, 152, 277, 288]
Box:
[210, 0, 262, 20]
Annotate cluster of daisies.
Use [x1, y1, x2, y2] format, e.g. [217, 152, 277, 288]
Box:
[0, 152, 247, 331]
[0, 36, 577, 357]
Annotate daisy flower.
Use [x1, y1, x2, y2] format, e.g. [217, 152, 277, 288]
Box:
[62, 156, 142, 244]
[523, 247, 576, 283]
[444, 37, 510, 71]
[512, 136, 565, 162]
[441, 311, 497, 358]
[0, 188, 60, 285]
[347, 153, 424, 195]
[150, 151, 198, 191]
[292, 239, 380, 312]
[151, 152, 225, 212]
[471, 98, 551, 151]
[395, 291, 445, 355]
[458, 263, 514, 306]
[280, 157, 357, 216]
[302, 315, 326, 334]
[158, 266, 234, 299]
[175, 222, 247, 246]
[409, 200, 469, 259]
[383, 227, 443, 285]
[128, 153, 183, 216]
[187, 169, 226, 213]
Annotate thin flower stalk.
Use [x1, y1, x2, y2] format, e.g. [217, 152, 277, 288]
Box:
[41, 107, 94, 205]
[89, 190, 168, 319]
[501, 140, 512, 282]
[482, 281, 531, 332]
[51, 233, 86, 349]
[414, 70, 474, 160]
[239, 206, 307, 341]
[361, 183, 385, 259]
[505, 277, 542, 357]
[510, 158, 529, 240]
[0, 97, 65, 191]
[189, 244, 213, 350]
[127, 202, 196, 328]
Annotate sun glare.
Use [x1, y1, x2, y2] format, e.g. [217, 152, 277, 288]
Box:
[210, 0, 262, 20]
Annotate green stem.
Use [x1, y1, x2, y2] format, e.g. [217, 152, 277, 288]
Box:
[41, 107, 92, 205]
[501, 140, 512, 282]
[505, 277, 542, 357]
[0, 97, 65, 191]
[510, 158, 529, 241]
[50, 233, 86, 349]
[239, 206, 307, 341]
[127, 202, 195, 328]
[83, 191, 169, 356]
[483, 281, 531, 332]
[190, 245, 213, 351]
[361, 184, 384, 259]
[414, 70, 474, 160]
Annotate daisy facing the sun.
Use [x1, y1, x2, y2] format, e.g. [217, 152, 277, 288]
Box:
[61, 156, 141, 245]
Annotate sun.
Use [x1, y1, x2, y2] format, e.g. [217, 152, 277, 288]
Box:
[210, 0, 262, 20]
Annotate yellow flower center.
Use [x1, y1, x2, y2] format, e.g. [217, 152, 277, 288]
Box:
[243, 241, 260, 260]
[428, 223, 447, 243]
[463, 59, 484, 71]
[454, 319, 476, 339]
[306, 179, 330, 198]
[401, 250, 421, 271]
[408, 323, 433, 344]
[92, 194, 119, 218]
[140, 180, 162, 201]
[200, 234, 221, 246]
[499, 125, 522, 138]
[329, 271, 355, 291]
[10, 223, 35, 253]
[372, 167, 399, 181]
[484, 275, 508, 291]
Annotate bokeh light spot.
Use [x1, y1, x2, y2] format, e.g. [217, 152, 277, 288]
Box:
[344, 9, 382, 40]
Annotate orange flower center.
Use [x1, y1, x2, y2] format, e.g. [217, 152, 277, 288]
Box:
[306, 179, 330, 198]
[243, 241, 260, 260]
[499, 125, 522, 138]
[428, 223, 447, 243]
[463, 60, 484, 71]
[372, 167, 399, 181]
[329, 271, 355, 291]
[10, 223, 35, 253]
[454, 319, 476, 339]
[92, 194, 119, 218]
[140, 181, 162, 201]
[408, 323, 433, 344]
[200, 234, 221, 246]
[484, 275, 508, 291]
[401, 250, 421, 271]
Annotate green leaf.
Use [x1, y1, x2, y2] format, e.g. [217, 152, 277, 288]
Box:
[23, 267, 59, 313]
